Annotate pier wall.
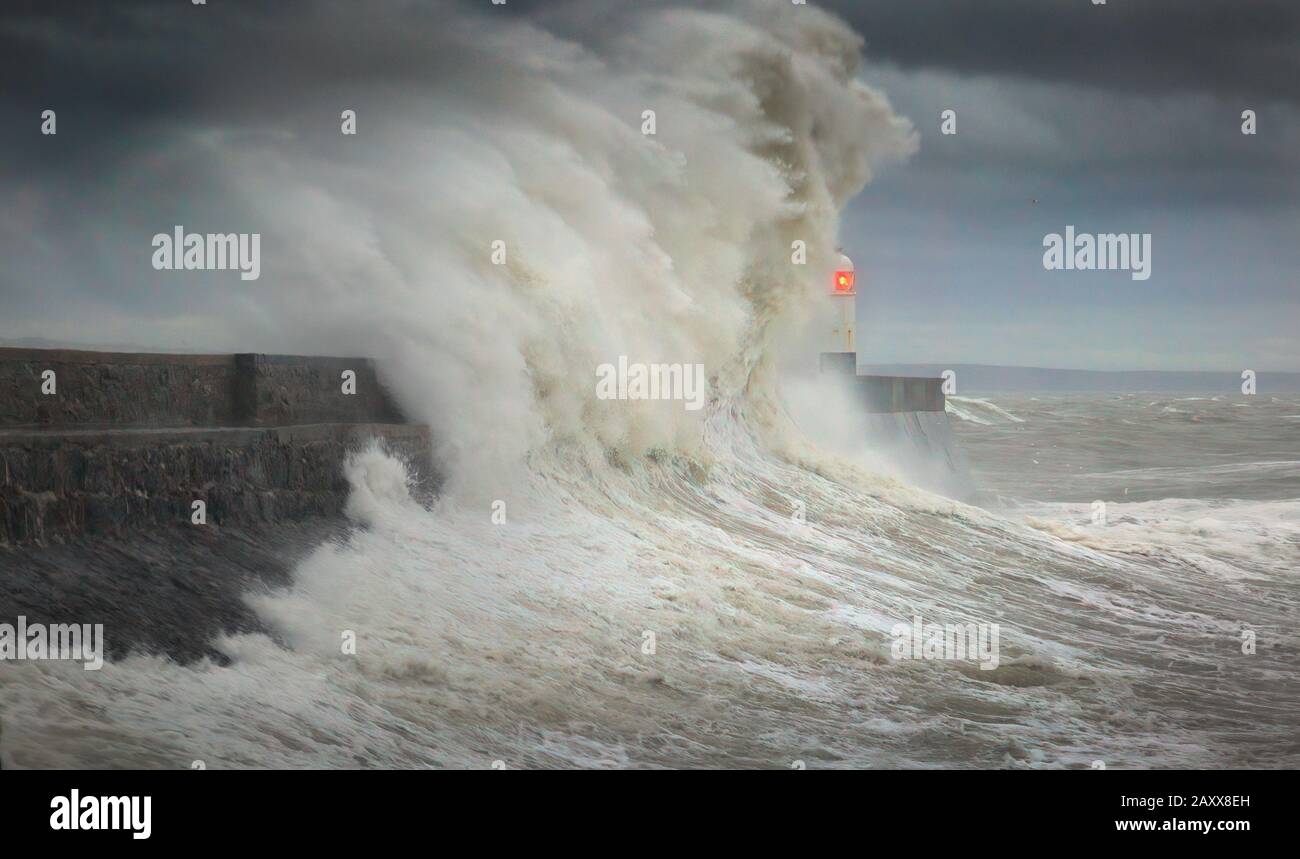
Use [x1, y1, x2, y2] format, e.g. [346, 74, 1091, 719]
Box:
[818, 351, 969, 497]
[0, 347, 402, 428]
[0, 349, 432, 544]
[818, 352, 946, 413]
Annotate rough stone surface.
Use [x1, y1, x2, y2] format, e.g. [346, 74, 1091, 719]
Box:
[0, 350, 437, 674]
[0, 424, 434, 544]
[0, 348, 406, 428]
[241, 353, 405, 426]
[0, 348, 433, 545]
[0, 349, 239, 427]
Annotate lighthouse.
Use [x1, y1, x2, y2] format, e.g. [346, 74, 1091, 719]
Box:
[811, 250, 962, 495]
[829, 250, 856, 352]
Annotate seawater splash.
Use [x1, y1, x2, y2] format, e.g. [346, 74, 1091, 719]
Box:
[1, 2, 1296, 769]
[946, 397, 1026, 426]
[7, 390, 1299, 769]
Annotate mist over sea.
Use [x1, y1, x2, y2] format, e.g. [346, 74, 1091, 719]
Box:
[0, 0, 1296, 770]
[1, 389, 1295, 769]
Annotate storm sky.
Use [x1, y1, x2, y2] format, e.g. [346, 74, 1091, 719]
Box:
[2, 0, 1297, 371]
[825, 0, 1300, 371]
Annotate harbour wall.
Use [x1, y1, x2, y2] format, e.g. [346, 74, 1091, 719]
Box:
[818, 352, 946, 413]
[0, 349, 433, 544]
[819, 351, 970, 497]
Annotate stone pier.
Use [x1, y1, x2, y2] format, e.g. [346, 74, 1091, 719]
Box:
[0, 348, 434, 544]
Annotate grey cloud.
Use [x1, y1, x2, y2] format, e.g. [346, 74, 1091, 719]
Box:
[826, 0, 1300, 103]
[1, 0, 1296, 371]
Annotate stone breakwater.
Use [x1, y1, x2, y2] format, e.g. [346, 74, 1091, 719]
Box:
[0, 348, 405, 428]
[0, 348, 434, 545]
[0, 348, 434, 665]
[0, 423, 432, 544]
[816, 351, 969, 498]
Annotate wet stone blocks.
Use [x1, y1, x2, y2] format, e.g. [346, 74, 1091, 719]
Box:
[0, 349, 434, 545]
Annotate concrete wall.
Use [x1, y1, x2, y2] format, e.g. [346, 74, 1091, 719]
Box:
[860, 411, 972, 498]
[0, 347, 404, 428]
[817, 351, 968, 497]
[0, 424, 433, 544]
[855, 375, 946, 413]
[0, 349, 240, 427]
[0, 349, 432, 545]
[235, 353, 404, 427]
[818, 352, 946, 413]
[0, 424, 432, 544]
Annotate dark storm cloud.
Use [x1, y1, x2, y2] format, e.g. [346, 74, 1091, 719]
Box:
[0, 0, 467, 135]
[823, 0, 1300, 103]
[0, 0, 1295, 369]
[0, 0, 487, 340]
[8, 0, 1296, 119]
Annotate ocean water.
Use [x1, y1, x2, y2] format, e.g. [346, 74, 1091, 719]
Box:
[1, 0, 1296, 769]
[951, 393, 1300, 504]
[2, 390, 1296, 769]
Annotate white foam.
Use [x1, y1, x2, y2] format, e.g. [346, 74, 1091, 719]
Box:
[946, 396, 1025, 425]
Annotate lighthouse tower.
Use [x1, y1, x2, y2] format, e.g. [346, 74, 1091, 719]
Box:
[829, 250, 856, 352]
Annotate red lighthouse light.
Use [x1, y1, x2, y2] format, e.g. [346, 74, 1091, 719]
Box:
[833, 269, 855, 294]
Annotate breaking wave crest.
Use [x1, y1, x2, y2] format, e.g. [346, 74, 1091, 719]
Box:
[1, 1, 1296, 770]
[946, 396, 1025, 425]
